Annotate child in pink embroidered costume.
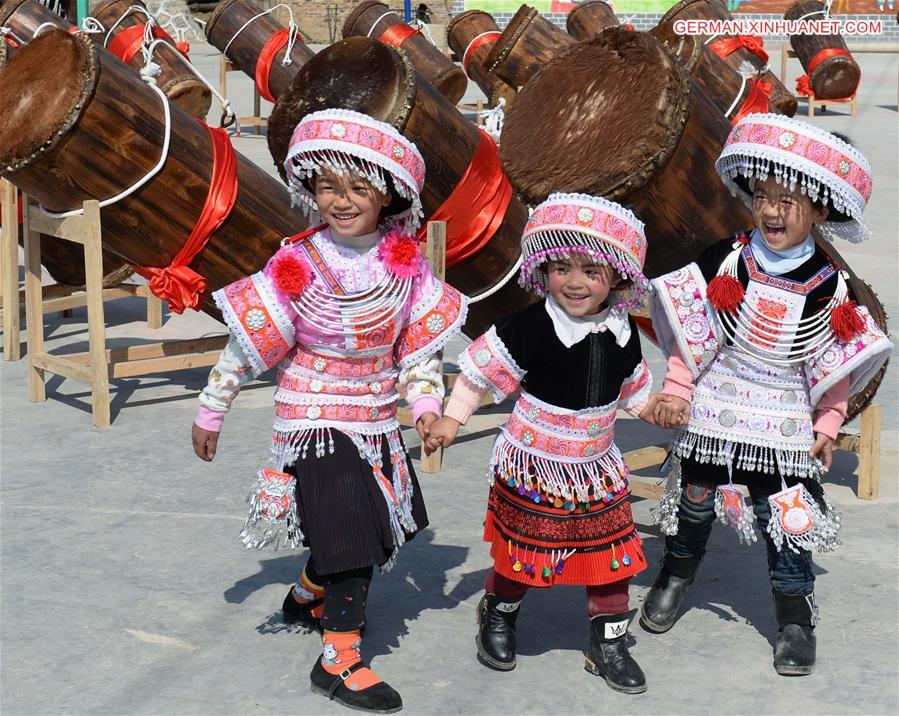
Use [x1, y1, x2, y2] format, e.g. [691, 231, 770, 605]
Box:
[429, 193, 667, 694]
[642, 114, 891, 677]
[191, 109, 467, 714]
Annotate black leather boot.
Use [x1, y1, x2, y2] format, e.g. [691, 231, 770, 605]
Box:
[310, 657, 402, 713]
[282, 588, 323, 632]
[585, 609, 647, 694]
[773, 590, 817, 676]
[640, 553, 702, 633]
[475, 593, 521, 671]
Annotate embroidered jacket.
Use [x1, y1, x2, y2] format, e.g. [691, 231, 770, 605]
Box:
[650, 233, 891, 477]
[447, 301, 652, 503]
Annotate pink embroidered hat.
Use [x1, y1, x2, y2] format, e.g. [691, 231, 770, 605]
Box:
[284, 108, 426, 233]
[519, 193, 649, 301]
[716, 113, 873, 243]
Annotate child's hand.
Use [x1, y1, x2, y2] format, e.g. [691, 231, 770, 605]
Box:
[415, 411, 439, 442]
[810, 432, 835, 470]
[192, 424, 219, 462]
[425, 417, 461, 456]
[653, 394, 691, 429]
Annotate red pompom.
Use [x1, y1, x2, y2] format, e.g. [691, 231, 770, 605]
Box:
[270, 251, 312, 298]
[830, 300, 865, 342]
[378, 230, 421, 279]
[708, 274, 745, 313]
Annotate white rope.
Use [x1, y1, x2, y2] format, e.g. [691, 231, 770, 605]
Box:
[39, 81, 172, 219]
[222, 3, 297, 62]
[1, 26, 28, 45]
[31, 22, 61, 38]
[143, 37, 234, 125]
[80, 17, 106, 34]
[461, 31, 498, 78]
[478, 97, 505, 142]
[103, 5, 152, 46]
[725, 73, 749, 118]
[365, 11, 395, 38]
[467, 255, 522, 304]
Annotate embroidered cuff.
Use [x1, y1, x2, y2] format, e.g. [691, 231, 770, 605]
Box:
[195, 406, 226, 433]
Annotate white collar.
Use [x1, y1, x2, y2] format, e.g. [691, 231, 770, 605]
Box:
[749, 229, 815, 276]
[544, 294, 631, 349]
[327, 227, 382, 256]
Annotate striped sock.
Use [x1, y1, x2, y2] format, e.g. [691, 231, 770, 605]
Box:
[291, 566, 325, 617]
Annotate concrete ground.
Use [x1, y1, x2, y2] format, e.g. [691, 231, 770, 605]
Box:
[1, 42, 897, 715]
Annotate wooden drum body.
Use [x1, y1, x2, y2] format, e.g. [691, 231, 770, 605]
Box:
[268, 37, 532, 336]
[653, 0, 797, 116]
[342, 1, 468, 105]
[485, 4, 573, 89]
[90, 0, 211, 118]
[566, 1, 619, 41]
[785, 0, 860, 100]
[446, 10, 517, 108]
[205, 0, 315, 102]
[0, 30, 307, 315]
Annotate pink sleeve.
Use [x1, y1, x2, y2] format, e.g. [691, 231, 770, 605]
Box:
[662, 349, 696, 402]
[444, 375, 489, 425]
[411, 395, 443, 424]
[812, 376, 849, 441]
[195, 406, 226, 433]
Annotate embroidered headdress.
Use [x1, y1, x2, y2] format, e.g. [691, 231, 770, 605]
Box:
[716, 113, 873, 243]
[519, 193, 649, 305]
[284, 108, 426, 233]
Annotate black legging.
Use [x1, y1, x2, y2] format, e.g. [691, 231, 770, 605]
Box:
[306, 560, 373, 632]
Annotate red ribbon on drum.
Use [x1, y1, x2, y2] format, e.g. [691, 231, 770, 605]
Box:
[415, 129, 513, 268]
[462, 31, 501, 78]
[795, 49, 856, 100]
[255, 28, 292, 103]
[130, 124, 238, 314]
[709, 35, 768, 65]
[731, 77, 772, 124]
[107, 23, 190, 65]
[379, 23, 420, 48]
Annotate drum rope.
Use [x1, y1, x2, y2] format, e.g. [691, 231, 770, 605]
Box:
[1, 26, 28, 45]
[467, 255, 522, 304]
[38, 81, 172, 219]
[366, 11, 395, 38]
[103, 5, 153, 47]
[222, 3, 300, 64]
[725, 73, 749, 118]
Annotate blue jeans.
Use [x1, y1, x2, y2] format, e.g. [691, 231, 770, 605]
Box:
[667, 457, 820, 596]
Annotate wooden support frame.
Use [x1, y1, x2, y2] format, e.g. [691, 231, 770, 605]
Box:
[779, 45, 857, 118]
[219, 56, 267, 136]
[21, 194, 226, 427]
[1, 180, 164, 362]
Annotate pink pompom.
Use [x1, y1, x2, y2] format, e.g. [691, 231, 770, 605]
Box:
[378, 230, 421, 279]
[270, 251, 313, 298]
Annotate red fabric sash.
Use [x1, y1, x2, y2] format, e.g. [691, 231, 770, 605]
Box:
[732, 77, 772, 123]
[255, 28, 291, 103]
[463, 31, 500, 77]
[809, 47, 852, 75]
[131, 124, 238, 313]
[709, 34, 768, 64]
[797, 49, 856, 100]
[108, 23, 190, 65]
[415, 129, 513, 268]
[379, 23, 419, 48]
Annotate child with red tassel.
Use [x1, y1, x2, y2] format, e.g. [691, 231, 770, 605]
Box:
[191, 109, 467, 713]
[643, 115, 891, 676]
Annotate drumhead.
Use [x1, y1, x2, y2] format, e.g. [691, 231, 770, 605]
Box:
[500, 28, 690, 205]
[0, 30, 96, 174]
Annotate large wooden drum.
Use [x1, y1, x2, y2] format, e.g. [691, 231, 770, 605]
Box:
[501, 29, 750, 277]
[784, 1, 860, 100]
[446, 9, 517, 108]
[268, 37, 532, 336]
[205, 0, 315, 103]
[90, 0, 211, 118]
[0, 30, 306, 314]
[653, 0, 797, 116]
[566, 1, 619, 40]
[342, 1, 468, 105]
[484, 4, 573, 89]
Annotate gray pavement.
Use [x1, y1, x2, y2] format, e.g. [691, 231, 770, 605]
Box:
[1, 43, 897, 715]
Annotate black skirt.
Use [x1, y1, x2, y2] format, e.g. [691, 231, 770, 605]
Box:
[289, 429, 428, 575]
